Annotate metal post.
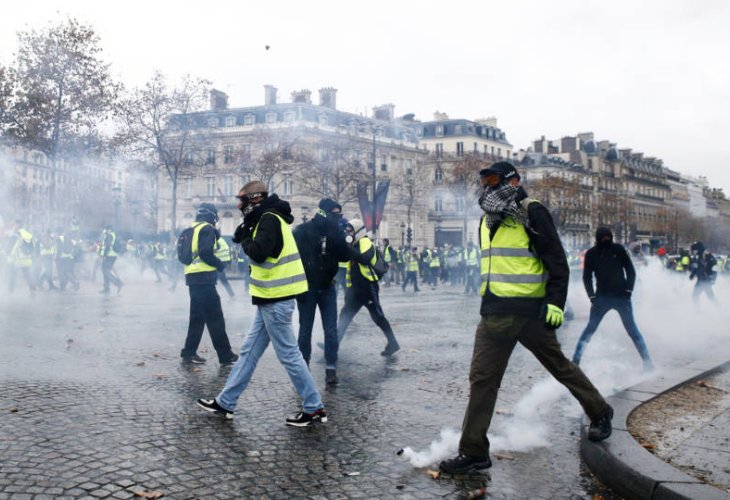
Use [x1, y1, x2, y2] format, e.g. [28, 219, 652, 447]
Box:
[372, 130, 377, 237]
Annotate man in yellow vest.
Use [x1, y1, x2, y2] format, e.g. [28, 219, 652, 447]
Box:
[197, 181, 326, 426]
[38, 229, 58, 290]
[337, 218, 400, 356]
[214, 235, 235, 299]
[440, 162, 612, 474]
[180, 203, 238, 366]
[401, 247, 420, 292]
[98, 224, 123, 294]
[8, 223, 37, 293]
[463, 241, 479, 295]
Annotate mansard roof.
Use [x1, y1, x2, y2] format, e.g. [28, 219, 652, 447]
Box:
[412, 119, 511, 146]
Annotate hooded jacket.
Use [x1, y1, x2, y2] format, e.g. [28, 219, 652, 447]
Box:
[293, 213, 350, 290]
[237, 194, 298, 304]
[583, 228, 636, 297]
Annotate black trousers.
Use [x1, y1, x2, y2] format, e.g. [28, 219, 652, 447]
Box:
[182, 284, 233, 361]
[101, 256, 122, 291]
[338, 284, 398, 347]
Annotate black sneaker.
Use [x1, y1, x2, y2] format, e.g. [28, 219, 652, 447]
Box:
[588, 405, 614, 442]
[439, 454, 492, 474]
[182, 354, 207, 364]
[325, 369, 338, 386]
[219, 353, 238, 366]
[286, 408, 328, 427]
[196, 398, 233, 419]
[381, 341, 400, 357]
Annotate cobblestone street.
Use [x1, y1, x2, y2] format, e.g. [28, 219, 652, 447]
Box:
[0, 271, 707, 499]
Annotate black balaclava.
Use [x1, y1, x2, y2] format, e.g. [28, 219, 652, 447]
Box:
[595, 227, 613, 248]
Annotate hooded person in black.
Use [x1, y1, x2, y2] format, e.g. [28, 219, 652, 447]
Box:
[293, 199, 351, 385]
[572, 227, 652, 369]
[689, 240, 717, 304]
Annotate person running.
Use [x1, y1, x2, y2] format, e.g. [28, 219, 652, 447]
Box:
[197, 181, 326, 426]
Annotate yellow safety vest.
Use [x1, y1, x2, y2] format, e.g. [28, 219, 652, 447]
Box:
[429, 254, 441, 268]
[10, 231, 34, 268]
[215, 237, 231, 263]
[465, 248, 478, 267]
[346, 237, 378, 286]
[383, 245, 392, 263]
[249, 213, 308, 299]
[40, 242, 56, 257]
[479, 214, 548, 298]
[184, 222, 218, 275]
[406, 254, 419, 272]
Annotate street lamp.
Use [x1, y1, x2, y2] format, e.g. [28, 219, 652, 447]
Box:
[370, 128, 378, 237]
[400, 222, 405, 247]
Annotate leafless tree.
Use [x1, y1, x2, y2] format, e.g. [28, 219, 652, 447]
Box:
[526, 172, 591, 233]
[115, 71, 210, 233]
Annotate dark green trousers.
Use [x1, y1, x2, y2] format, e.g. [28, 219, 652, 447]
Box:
[459, 314, 608, 458]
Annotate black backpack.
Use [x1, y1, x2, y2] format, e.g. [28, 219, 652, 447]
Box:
[369, 248, 390, 280]
[177, 223, 204, 265]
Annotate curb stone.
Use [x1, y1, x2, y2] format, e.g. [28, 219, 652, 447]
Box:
[580, 357, 730, 500]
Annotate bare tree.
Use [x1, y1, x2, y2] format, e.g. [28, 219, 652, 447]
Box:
[1, 19, 118, 159]
[295, 135, 366, 205]
[526, 172, 590, 233]
[442, 153, 491, 244]
[391, 159, 430, 240]
[115, 71, 210, 233]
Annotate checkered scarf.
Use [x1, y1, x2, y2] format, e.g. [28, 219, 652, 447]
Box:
[479, 184, 530, 229]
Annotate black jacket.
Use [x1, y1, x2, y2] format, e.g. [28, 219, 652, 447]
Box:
[293, 214, 350, 290]
[480, 199, 569, 317]
[236, 195, 299, 305]
[185, 222, 224, 286]
[583, 243, 635, 297]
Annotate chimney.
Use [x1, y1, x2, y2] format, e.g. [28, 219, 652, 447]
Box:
[264, 85, 278, 106]
[561, 136, 578, 153]
[291, 89, 312, 104]
[371, 104, 395, 122]
[433, 111, 449, 121]
[210, 89, 228, 111]
[475, 117, 497, 127]
[318, 87, 337, 109]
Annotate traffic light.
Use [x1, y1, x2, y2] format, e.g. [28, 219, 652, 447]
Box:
[406, 227, 413, 242]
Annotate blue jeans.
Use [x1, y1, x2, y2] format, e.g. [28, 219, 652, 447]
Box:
[217, 299, 324, 413]
[297, 286, 338, 369]
[572, 295, 651, 365]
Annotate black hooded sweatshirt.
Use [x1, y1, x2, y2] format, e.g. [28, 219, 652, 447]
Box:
[583, 228, 636, 298]
[237, 194, 301, 305]
[293, 213, 351, 290]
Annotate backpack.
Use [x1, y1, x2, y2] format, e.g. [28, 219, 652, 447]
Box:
[370, 247, 390, 280]
[177, 226, 197, 265]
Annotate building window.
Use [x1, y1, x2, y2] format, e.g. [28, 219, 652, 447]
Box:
[456, 197, 465, 212]
[206, 148, 216, 165]
[224, 146, 234, 164]
[416, 128, 423, 137]
[206, 177, 216, 197]
[406, 159, 413, 176]
[318, 114, 328, 126]
[474, 142, 478, 153]
[266, 112, 277, 124]
[497, 148, 502, 158]
[435, 198, 443, 212]
[435, 143, 444, 158]
[435, 125, 444, 137]
[435, 167, 443, 182]
[184, 151, 193, 165]
[185, 178, 192, 198]
[208, 117, 219, 128]
[284, 111, 296, 122]
[224, 175, 233, 196]
[225, 116, 236, 127]
[456, 142, 464, 157]
[283, 178, 294, 195]
[244, 114, 255, 126]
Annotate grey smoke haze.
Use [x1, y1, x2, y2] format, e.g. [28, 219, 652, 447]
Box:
[402, 258, 730, 467]
[1, 0, 729, 191]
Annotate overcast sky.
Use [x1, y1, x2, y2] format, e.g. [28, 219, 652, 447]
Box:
[2, 0, 729, 190]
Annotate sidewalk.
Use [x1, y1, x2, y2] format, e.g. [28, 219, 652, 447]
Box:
[581, 356, 730, 499]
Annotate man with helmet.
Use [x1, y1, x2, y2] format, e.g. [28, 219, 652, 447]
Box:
[179, 203, 238, 366]
[440, 162, 612, 475]
[197, 181, 327, 426]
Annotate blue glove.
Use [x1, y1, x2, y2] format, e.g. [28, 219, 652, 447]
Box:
[543, 304, 564, 329]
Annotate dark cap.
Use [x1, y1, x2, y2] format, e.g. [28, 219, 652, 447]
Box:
[196, 203, 218, 222]
[479, 161, 520, 181]
[318, 198, 342, 213]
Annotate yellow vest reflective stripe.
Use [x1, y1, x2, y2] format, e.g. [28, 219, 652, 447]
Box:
[338, 261, 348, 269]
[345, 237, 378, 286]
[383, 245, 392, 263]
[184, 222, 217, 274]
[249, 213, 308, 298]
[429, 255, 441, 268]
[479, 216, 547, 298]
[215, 238, 231, 262]
[40, 244, 55, 256]
[406, 255, 419, 272]
[107, 232, 118, 257]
